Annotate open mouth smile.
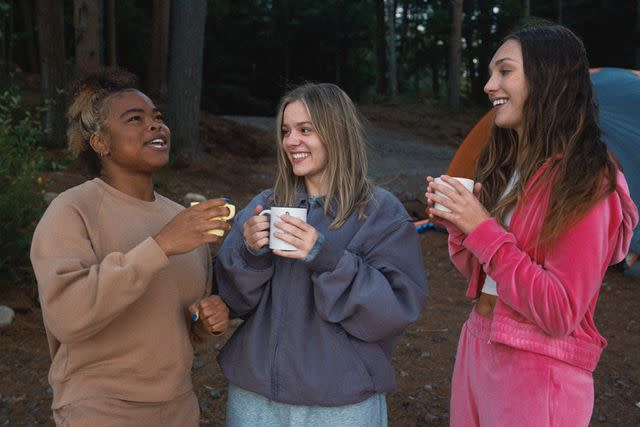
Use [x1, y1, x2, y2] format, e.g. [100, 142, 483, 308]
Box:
[145, 136, 169, 149]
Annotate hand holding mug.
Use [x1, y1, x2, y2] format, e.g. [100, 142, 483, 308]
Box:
[271, 213, 318, 260]
[154, 198, 233, 256]
[190, 201, 235, 236]
[426, 175, 489, 234]
[189, 295, 229, 336]
[425, 175, 464, 230]
[243, 204, 271, 251]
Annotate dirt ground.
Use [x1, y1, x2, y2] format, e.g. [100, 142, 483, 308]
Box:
[1, 104, 639, 426]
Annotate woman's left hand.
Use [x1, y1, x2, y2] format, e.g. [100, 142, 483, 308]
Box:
[426, 175, 491, 234]
[189, 295, 229, 336]
[272, 214, 319, 260]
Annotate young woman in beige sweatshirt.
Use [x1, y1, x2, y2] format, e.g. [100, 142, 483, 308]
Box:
[30, 69, 230, 426]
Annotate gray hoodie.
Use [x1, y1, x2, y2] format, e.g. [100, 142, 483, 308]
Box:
[215, 186, 428, 407]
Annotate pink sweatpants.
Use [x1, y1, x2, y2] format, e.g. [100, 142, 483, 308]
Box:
[450, 309, 594, 427]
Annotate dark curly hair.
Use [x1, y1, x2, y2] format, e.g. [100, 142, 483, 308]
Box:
[66, 68, 139, 176]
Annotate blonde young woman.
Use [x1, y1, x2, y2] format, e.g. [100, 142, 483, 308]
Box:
[30, 69, 230, 426]
[215, 83, 428, 426]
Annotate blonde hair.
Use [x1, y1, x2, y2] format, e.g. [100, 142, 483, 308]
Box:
[66, 68, 138, 175]
[273, 83, 373, 229]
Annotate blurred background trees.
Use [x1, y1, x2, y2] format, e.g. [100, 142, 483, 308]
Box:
[2, 0, 637, 122]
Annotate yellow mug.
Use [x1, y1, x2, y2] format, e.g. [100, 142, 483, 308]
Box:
[190, 201, 236, 236]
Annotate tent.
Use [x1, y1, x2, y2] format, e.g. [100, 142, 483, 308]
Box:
[443, 68, 640, 263]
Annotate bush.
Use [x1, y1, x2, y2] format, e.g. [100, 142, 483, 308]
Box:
[0, 85, 45, 281]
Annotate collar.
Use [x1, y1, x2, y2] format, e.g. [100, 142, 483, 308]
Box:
[293, 189, 339, 217]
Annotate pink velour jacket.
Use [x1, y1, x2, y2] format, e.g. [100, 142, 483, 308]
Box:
[448, 163, 638, 371]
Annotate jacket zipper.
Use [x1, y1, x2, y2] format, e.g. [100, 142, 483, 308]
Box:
[270, 198, 310, 398]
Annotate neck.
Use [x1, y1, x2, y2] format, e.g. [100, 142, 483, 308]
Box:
[100, 169, 155, 201]
[304, 176, 328, 197]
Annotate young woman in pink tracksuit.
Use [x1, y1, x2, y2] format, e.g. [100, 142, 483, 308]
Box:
[426, 24, 638, 426]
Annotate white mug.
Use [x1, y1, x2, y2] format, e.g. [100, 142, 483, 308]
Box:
[433, 177, 475, 212]
[259, 207, 308, 251]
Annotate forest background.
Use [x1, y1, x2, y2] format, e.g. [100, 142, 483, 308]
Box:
[1, 0, 638, 282]
[0, 1, 639, 425]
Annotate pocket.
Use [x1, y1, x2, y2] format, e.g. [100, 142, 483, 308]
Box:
[331, 327, 375, 390]
[548, 362, 593, 426]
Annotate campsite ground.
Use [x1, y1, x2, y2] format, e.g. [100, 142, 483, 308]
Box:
[1, 102, 639, 426]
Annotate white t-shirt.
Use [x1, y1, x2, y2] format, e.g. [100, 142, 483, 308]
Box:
[481, 173, 519, 296]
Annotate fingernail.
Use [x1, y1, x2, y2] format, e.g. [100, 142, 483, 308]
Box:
[191, 312, 199, 322]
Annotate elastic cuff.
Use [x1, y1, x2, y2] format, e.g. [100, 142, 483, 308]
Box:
[446, 225, 466, 245]
[305, 236, 343, 272]
[241, 242, 272, 270]
[303, 232, 325, 263]
[128, 237, 171, 274]
[246, 244, 270, 257]
[463, 218, 513, 264]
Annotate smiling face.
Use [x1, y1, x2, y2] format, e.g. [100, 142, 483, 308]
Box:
[484, 39, 528, 137]
[93, 90, 171, 176]
[280, 100, 329, 196]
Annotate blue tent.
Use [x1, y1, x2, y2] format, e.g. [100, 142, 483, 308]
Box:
[592, 68, 640, 255]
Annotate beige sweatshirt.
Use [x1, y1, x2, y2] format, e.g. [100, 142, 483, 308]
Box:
[30, 178, 212, 409]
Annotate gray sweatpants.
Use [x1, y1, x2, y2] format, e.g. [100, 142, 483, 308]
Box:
[226, 384, 387, 427]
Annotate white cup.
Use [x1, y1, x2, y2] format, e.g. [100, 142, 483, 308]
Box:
[433, 177, 475, 212]
[259, 206, 308, 251]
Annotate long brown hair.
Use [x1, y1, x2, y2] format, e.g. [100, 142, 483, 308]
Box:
[476, 24, 617, 245]
[273, 83, 373, 229]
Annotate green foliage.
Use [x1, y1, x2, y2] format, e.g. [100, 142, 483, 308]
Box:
[0, 85, 45, 282]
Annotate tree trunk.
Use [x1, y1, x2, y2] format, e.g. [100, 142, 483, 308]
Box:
[431, 59, 440, 99]
[523, 0, 530, 17]
[167, 0, 207, 164]
[106, 0, 116, 65]
[637, 0, 640, 68]
[386, 0, 398, 99]
[474, 0, 491, 103]
[448, 0, 463, 111]
[397, 0, 409, 91]
[73, 0, 104, 75]
[557, 0, 563, 24]
[18, 0, 39, 73]
[464, 24, 475, 102]
[334, 0, 344, 85]
[36, 0, 66, 146]
[374, 0, 388, 97]
[149, 0, 171, 99]
[0, 0, 14, 87]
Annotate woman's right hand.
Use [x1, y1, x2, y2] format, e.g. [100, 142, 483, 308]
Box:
[243, 204, 271, 252]
[154, 198, 232, 256]
[425, 176, 455, 229]
[425, 176, 483, 231]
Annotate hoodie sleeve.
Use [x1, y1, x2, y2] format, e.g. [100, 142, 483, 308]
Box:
[30, 199, 170, 344]
[462, 172, 638, 337]
[306, 197, 428, 343]
[215, 192, 275, 317]
[446, 222, 483, 282]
